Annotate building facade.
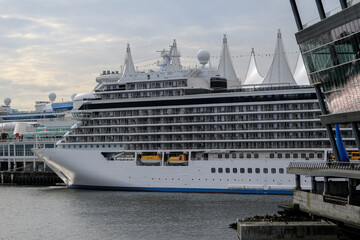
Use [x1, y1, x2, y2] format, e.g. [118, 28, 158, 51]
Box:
[290, 0, 360, 160]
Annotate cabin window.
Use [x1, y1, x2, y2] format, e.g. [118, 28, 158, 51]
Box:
[218, 153, 222, 159]
[255, 168, 260, 174]
[309, 153, 314, 158]
[317, 152, 323, 158]
[285, 153, 290, 158]
[254, 153, 259, 158]
[232, 153, 236, 159]
[301, 153, 306, 158]
[233, 168, 237, 173]
[218, 168, 223, 173]
[239, 153, 244, 158]
[277, 153, 282, 159]
[225, 168, 230, 173]
[247, 168, 252, 173]
[271, 168, 276, 174]
[263, 168, 268, 174]
[293, 153, 298, 158]
[270, 153, 274, 158]
[225, 153, 229, 159]
[246, 153, 251, 159]
[240, 168, 245, 173]
[279, 168, 284, 174]
[211, 168, 216, 173]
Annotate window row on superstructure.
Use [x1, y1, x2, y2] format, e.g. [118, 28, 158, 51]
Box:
[89, 110, 320, 121]
[70, 120, 328, 137]
[68, 130, 330, 140]
[80, 113, 321, 127]
[212, 167, 285, 174]
[100, 79, 187, 92]
[100, 89, 185, 100]
[72, 127, 330, 135]
[61, 139, 339, 150]
[85, 102, 321, 118]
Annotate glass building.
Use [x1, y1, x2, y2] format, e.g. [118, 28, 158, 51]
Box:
[293, 1, 360, 115]
[290, 0, 360, 160]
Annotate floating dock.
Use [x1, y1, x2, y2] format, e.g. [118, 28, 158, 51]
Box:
[0, 171, 63, 186]
[237, 220, 337, 240]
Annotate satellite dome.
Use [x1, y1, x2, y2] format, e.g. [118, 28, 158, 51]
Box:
[4, 97, 11, 106]
[197, 49, 210, 65]
[73, 92, 96, 101]
[71, 93, 77, 100]
[49, 92, 57, 102]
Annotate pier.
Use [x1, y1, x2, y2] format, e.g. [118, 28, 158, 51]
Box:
[287, 162, 360, 229]
[0, 171, 62, 186]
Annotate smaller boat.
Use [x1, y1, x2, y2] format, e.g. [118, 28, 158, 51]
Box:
[140, 155, 161, 165]
[168, 154, 188, 165]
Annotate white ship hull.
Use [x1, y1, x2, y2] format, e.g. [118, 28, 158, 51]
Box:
[33, 148, 312, 194]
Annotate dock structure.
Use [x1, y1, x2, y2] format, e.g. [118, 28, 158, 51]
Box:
[237, 221, 337, 240]
[287, 162, 360, 229]
[287, 0, 360, 231]
[0, 171, 62, 186]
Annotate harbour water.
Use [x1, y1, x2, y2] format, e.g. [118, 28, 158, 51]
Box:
[0, 186, 291, 240]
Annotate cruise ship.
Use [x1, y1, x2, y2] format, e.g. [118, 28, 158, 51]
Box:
[34, 31, 356, 194]
[0, 94, 75, 172]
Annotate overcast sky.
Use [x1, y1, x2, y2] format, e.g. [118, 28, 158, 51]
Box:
[0, 0, 342, 109]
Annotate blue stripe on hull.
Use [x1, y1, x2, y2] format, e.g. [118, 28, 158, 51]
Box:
[68, 184, 293, 195]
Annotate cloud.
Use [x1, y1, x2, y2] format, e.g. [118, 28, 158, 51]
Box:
[0, 0, 339, 109]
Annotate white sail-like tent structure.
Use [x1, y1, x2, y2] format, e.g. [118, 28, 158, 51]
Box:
[170, 39, 182, 71]
[122, 43, 136, 77]
[293, 53, 310, 85]
[262, 30, 297, 86]
[243, 48, 264, 85]
[218, 34, 237, 82]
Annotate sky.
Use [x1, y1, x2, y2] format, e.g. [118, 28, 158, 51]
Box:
[0, 0, 342, 110]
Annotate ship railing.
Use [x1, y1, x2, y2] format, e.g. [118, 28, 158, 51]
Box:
[0, 138, 60, 143]
[288, 161, 360, 171]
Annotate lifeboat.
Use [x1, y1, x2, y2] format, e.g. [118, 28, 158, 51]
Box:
[168, 154, 187, 165]
[140, 155, 161, 165]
